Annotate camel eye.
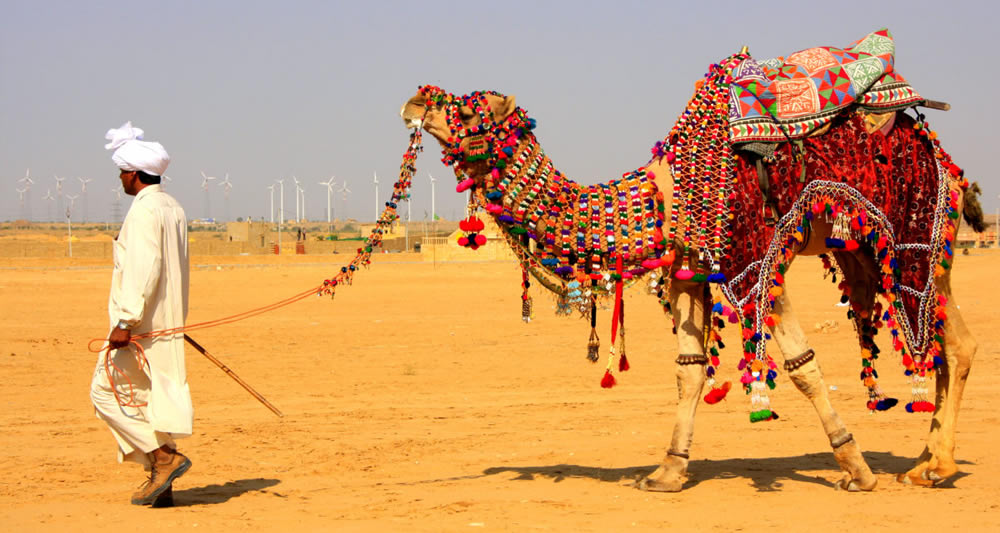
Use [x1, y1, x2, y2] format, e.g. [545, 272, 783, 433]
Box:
[459, 106, 475, 120]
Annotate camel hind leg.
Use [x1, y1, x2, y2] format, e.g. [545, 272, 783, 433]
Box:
[898, 269, 976, 486]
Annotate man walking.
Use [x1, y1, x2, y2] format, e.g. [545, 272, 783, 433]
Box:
[91, 122, 192, 506]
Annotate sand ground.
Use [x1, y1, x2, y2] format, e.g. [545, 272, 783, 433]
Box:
[1, 250, 998, 532]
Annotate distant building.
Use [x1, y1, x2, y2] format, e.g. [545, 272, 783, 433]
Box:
[227, 220, 270, 246]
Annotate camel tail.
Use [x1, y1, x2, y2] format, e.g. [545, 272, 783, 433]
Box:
[962, 181, 987, 233]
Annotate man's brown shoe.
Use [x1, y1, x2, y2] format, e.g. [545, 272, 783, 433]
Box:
[151, 485, 174, 508]
[131, 452, 192, 506]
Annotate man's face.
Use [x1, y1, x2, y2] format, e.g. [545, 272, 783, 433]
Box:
[119, 169, 139, 196]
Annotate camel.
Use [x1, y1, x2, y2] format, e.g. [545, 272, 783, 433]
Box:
[399, 36, 980, 492]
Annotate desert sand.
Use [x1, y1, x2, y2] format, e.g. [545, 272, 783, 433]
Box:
[1, 249, 998, 532]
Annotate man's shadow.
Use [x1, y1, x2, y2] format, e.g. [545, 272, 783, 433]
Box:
[173, 478, 282, 506]
[483, 451, 972, 491]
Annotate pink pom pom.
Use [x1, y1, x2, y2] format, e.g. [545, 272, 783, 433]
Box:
[641, 259, 661, 269]
[674, 269, 694, 280]
[485, 203, 503, 214]
[456, 178, 475, 193]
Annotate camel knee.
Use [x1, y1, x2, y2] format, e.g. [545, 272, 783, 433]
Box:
[784, 349, 823, 397]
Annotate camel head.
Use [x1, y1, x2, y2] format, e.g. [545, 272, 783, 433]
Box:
[401, 86, 522, 180]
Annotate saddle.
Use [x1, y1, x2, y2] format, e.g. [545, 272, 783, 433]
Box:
[727, 28, 931, 225]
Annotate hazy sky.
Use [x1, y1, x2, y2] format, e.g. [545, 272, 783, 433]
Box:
[2, 0, 996, 223]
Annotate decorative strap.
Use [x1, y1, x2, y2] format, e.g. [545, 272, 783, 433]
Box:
[783, 348, 816, 372]
[667, 450, 690, 460]
[676, 353, 709, 365]
[829, 429, 855, 449]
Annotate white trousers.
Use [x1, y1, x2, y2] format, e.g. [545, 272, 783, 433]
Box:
[90, 344, 175, 469]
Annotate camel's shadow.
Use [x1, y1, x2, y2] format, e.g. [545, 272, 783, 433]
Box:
[483, 452, 972, 491]
[172, 478, 282, 506]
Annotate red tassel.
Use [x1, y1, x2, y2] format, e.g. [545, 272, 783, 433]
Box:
[600, 370, 616, 388]
[703, 381, 731, 404]
[619, 354, 630, 372]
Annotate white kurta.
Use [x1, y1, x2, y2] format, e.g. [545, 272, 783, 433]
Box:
[90, 184, 191, 466]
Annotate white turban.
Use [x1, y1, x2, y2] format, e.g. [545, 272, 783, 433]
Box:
[105, 121, 170, 176]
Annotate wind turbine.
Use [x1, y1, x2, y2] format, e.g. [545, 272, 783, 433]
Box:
[65, 194, 79, 257]
[291, 176, 302, 223]
[18, 169, 34, 221]
[43, 189, 55, 222]
[319, 176, 337, 225]
[16, 187, 28, 220]
[66, 193, 79, 211]
[110, 186, 124, 227]
[428, 172, 437, 222]
[54, 174, 66, 218]
[78, 177, 92, 223]
[373, 171, 379, 222]
[275, 178, 285, 252]
[218, 173, 233, 222]
[200, 171, 217, 220]
[339, 181, 351, 221]
[266, 184, 276, 224]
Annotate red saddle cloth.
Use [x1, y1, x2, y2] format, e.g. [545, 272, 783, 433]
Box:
[723, 111, 941, 351]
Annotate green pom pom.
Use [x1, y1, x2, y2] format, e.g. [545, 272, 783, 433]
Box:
[692, 273, 707, 282]
[509, 227, 527, 235]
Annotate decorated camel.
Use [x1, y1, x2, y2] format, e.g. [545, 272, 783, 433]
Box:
[392, 29, 981, 492]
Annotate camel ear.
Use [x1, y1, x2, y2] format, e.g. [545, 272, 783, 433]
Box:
[493, 95, 517, 121]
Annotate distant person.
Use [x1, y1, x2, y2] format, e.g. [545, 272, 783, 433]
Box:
[91, 122, 192, 506]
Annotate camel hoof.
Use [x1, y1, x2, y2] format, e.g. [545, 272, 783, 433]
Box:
[897, 472, 933, 487]
[924, 470, 941, 482]
[835, 478, 860, 492]
[638, 476, 683, 493]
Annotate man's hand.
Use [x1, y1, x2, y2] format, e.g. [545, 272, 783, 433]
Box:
[108, 327, 132, 349]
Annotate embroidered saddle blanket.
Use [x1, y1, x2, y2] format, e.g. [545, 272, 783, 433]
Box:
[728, 28, 923, 143]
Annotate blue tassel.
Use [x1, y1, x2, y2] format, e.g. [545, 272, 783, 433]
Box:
[712, 302, 723, 313]
[708, 272, 727, 283]
[876, 398, 898, 411]
[825, 238, 846, 248]
[751, 333, 762, 342]
[486, 191, 503, 200]
[905, 402, 914, 413]
[933, 356, 944, 367]
[502, 147, 513, 156]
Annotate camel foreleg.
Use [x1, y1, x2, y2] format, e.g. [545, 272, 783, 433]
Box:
[770, 284, 877, 491]
[640, 280, 709, 492]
